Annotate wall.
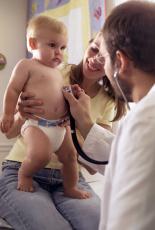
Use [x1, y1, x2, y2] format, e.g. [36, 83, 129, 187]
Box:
[105, 0, 115, 16]
[0, 0, 27, 162]
[105, 0, 132, 16]
[27, 0, 106, 64]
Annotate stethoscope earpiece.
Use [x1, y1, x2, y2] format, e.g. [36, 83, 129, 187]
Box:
[113, 70, 130, 110]
[113, 69, 119, 79]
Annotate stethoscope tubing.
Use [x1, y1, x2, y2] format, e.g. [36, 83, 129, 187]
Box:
[69, 70, 130, 165]
[69, 113, 108, 165]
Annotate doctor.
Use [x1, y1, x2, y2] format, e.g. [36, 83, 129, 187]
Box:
[64, 1, 155, 229]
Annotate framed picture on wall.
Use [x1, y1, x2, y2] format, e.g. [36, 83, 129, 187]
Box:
[0, 53, 6, 70]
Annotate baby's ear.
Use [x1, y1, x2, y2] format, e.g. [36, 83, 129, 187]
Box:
[29, 37, 37, 50]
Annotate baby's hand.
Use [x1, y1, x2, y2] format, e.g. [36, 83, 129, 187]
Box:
[0, 115, 14, 133]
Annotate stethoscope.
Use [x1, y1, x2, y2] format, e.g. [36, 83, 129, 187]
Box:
[69, 112, 108, 165]
[68, 69, 130, 165]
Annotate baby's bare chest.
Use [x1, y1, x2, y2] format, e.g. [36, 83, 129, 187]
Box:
[25, 66, 63, 92]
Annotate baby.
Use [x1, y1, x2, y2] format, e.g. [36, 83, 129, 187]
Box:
[0, 15, 90, 199]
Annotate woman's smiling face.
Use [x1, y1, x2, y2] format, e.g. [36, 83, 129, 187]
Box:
[82, 32, 105, 81]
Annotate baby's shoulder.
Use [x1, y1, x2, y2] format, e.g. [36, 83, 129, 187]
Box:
[18, 58, 31, 64]
[12, 59, 32, 73]
[15, 58, 32, 68]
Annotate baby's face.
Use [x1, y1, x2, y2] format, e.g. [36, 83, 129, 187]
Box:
[33, 30, 67, 68]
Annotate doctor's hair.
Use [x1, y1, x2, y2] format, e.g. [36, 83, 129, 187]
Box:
[102, 1, 155, 75]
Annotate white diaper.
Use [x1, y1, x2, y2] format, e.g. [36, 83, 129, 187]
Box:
[21, 119, 66, 152]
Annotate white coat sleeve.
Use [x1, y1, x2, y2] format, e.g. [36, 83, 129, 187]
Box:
[79, 124, 115, 175]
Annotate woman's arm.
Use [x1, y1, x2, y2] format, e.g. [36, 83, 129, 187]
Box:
[17, 92, 44, 119]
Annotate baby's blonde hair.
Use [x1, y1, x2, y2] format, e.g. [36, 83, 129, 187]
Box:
[26, 15, 67, 50]
[27, 15, 67, 38]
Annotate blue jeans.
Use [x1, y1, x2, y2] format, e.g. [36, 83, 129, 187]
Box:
[0, 161, 100, 230]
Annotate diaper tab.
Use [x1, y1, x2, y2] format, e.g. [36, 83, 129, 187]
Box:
[38, 116, 69, 127]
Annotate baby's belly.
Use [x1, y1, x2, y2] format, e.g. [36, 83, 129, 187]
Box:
[43, 96, 67, 119]
[26, 86, 67, 120]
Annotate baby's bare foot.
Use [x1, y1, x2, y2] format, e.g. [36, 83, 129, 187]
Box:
[17, 174, 34, 192]
[64, 188, 91, 199]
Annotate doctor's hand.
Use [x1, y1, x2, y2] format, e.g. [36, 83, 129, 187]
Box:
[63, 84, 94, 139]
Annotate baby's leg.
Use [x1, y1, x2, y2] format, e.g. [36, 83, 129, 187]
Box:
[18, 126, 51, 192]
[57, 126, 91, 199]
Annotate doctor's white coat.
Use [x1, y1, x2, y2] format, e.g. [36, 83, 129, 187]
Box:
[81, 84, 155, 230]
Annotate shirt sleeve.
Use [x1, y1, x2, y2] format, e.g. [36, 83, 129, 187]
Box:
[79, 124, 115, 174]
[96, 99, 116, 127]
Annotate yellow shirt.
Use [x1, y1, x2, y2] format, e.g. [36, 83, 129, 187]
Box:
[6, 64, 115, 169]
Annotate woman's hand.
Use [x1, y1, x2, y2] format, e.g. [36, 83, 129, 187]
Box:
[17, 92, 44, 120]
[63, 85, 94, 139]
